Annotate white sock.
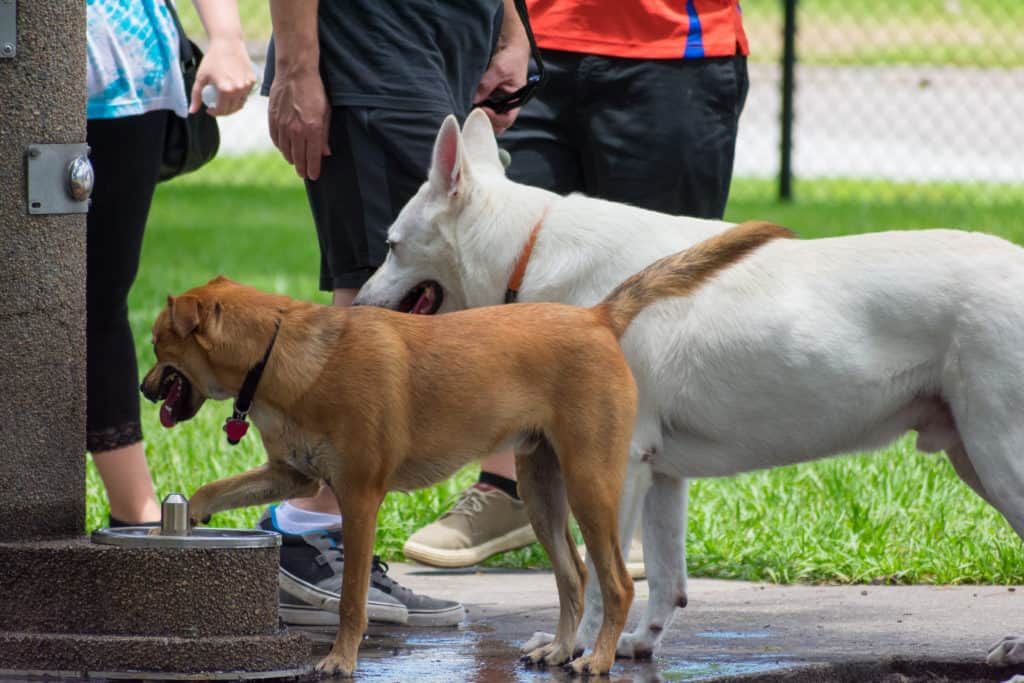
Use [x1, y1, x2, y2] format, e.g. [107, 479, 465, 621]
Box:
[273, 501, 342, 534]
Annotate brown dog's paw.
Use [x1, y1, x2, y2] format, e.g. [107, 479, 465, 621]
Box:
[186, 490, 213, 527]
[187, 514, 211, 527]
[315, 654, 354, 678]
[564, 653, 613, 677]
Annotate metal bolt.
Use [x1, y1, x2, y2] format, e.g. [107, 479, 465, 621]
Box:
[27, 147, 39, 158]
[1, 44, 13, 57]
[67, 154, 94, 202]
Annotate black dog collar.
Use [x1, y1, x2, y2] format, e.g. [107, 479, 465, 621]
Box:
[224, 320, 280, 445]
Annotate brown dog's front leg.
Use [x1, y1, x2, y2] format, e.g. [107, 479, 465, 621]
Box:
[315, 486, 383, 678]
[189, 462, 319, 526]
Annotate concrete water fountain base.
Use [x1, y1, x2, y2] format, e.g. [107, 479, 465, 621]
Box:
[0, 539, 312, 680]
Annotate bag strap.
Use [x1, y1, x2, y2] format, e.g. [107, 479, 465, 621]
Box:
[163, 0, 196, 70]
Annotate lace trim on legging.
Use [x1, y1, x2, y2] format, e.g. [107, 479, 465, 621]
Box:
[87, 422, 143, 453]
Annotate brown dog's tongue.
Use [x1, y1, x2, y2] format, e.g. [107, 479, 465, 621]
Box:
[160, 376, 181, 428]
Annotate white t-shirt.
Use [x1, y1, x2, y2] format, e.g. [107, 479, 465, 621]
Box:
[86, 0, 187, 120]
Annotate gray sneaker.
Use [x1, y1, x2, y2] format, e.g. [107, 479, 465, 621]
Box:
[257, 507, 407, 626]
[370, 556, 466, 627]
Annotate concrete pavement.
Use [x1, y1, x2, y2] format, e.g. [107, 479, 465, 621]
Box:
[303, 563, 1024, 682]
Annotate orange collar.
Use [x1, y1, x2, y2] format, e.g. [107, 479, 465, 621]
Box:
[504, 208, 548, 304]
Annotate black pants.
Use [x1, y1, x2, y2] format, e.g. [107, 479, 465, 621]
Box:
[85, 110, 170, 453]
[503, 49, 749, 219]
[306, 107, 449, 291]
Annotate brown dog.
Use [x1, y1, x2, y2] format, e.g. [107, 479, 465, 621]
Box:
[140, 221, 788, 677]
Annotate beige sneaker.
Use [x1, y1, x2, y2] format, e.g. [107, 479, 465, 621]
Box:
[403, 485, 537, 568]
[578, 538, 646, 580]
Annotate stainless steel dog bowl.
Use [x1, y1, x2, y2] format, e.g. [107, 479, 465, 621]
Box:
[91, 493, 280, 549]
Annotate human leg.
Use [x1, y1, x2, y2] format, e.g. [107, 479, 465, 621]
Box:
[579, 52, 749, 218]
[269, 107, 463, 626]
[403, 53, 587, 567]
[86, 111, 169, 526]
[93, 445, 161, 525]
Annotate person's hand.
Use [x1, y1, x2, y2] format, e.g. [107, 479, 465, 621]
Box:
[268, 66, 331, 181]
[474, 38, 531, 134]
[191, 37, 255, 117]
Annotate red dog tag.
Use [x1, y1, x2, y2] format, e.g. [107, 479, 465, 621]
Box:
[223, 417, 249, 445]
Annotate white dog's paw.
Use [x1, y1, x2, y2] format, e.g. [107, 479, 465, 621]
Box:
[988, 635, 1024, 666]
[616, 630, 656, 660]
[521, 631, 555, 653]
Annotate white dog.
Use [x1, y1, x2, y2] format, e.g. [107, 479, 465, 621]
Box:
[355, 109, 1024, 668]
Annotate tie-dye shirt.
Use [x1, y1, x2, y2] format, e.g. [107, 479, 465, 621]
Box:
[86, 0, 187, 120]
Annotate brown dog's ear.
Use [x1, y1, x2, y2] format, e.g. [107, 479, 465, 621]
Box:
[169, 294, 203, 339]
[193, 301, 223, 351]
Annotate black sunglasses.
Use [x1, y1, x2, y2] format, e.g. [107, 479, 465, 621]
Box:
[477, 72, 543, 114]
[474, 0, 546, 115]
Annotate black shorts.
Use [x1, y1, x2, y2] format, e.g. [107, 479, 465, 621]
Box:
[502, 49, 749, 219]
[305, 107, 449, 291]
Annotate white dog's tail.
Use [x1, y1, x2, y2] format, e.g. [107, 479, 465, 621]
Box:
[597, 221, 793, 338]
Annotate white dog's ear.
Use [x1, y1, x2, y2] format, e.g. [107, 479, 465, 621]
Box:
[428, 115, 468, 197]
[462, 108, 503, 171]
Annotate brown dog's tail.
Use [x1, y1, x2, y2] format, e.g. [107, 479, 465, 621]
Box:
[596, 221, 794, 338]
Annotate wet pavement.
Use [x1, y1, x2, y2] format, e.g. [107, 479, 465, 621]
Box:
[300, 563, 1024, 682]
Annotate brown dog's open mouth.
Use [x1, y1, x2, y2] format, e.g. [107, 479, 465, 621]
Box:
[398, 281, 443, 315]
[156, 367, 193, 428]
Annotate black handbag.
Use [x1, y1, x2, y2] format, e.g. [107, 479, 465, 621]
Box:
[159, 0, 220, 181]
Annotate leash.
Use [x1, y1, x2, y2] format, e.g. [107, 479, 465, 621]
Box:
[504, 207, 549, 304]
[223, 320, 280, 445]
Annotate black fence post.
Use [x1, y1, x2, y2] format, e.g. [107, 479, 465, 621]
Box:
[779, 0, 797, 201]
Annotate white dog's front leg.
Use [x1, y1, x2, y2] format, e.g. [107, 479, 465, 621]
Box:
[617, 472, 688, 660]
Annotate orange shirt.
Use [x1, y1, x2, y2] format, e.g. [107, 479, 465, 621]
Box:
[526, 0, 749, 60]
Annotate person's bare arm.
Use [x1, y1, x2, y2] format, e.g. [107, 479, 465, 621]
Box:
[268, 0, 331, 180]
[474, 0, 531, 134]
[190, 0, 254, 116]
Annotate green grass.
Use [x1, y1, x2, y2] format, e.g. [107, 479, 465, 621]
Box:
[742, 0, 1024, 67]
[86, 158, 1024, 584]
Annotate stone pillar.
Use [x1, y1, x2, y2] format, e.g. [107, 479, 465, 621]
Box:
[0, 0, 87, 541]
[0, 3, 311, 677]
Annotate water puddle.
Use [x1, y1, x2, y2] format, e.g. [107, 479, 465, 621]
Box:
[307, 627, 796, 683]
[656, 654, 796, 681]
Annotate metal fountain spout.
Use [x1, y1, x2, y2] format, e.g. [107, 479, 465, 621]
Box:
[160, 492, 191, 536]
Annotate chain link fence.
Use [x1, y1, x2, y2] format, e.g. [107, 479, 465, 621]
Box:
[178, 1, 1024, 206]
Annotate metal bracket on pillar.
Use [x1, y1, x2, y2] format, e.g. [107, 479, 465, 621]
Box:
[26, 143, 94, 215]
[0, 0, 15, 58]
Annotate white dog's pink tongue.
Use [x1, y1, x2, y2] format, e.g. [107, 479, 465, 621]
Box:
[160, 376, 181, 428]
[411, 287, 435, 315]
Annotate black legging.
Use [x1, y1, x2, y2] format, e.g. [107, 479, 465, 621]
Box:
[85, 110, 170, 453]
